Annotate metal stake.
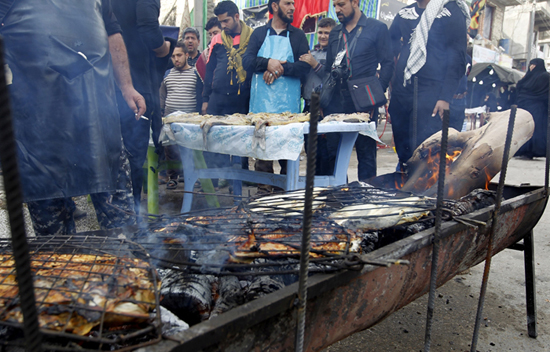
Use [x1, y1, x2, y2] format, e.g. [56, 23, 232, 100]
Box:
[470, 105, 518, 351]
[412, 76, 418, 154]
[423, 109, 450, 352]
[0, 37, 42, 351]
[295, 92, 319, 352]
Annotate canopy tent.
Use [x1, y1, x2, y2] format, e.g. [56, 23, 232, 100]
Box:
[468, 63, 524, 85]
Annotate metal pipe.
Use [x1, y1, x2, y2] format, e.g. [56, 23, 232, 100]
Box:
[470, 105, 518, 351]
[295, 92, 319, 352]
[545, 75, 550, 192]
[412, 76, 418, 153]
[0, 36, 42, 351]
[423, 109, 450, 352]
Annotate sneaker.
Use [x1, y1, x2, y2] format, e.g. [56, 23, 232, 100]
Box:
[166, 179, 178, 190]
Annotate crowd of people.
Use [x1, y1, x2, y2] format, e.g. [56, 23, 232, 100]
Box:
[3, 0, 548, 236]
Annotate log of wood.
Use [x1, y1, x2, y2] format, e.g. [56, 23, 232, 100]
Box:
[401, 109, 534, 199]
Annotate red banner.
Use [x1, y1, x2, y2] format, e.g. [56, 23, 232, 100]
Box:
[292, 0, 330, 29]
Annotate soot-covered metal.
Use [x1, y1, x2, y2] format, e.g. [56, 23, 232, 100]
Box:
[134, 182, 497, 326]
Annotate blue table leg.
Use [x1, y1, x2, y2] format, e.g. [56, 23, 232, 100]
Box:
[332, 132, 359, 185]
[180, 146, 198, 213]
[232, 156, 243, 205]
[286, 158, 300, 190]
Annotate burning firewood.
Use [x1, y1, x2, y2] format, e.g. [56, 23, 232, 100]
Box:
[400, 109, 534, 199]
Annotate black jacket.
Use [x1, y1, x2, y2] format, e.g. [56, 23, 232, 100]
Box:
[203, 33, 253, 102]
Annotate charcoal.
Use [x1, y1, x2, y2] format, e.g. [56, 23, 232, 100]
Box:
[443, 189, 496, 218]
[158, 268, 214, 325]
[210, 275, 244, 318]
[360, 231, 379, 253]
[244, 275, 285, 301]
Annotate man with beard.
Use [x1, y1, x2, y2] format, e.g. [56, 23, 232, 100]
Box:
[182, 27, 201, 67]
[160, 42, 203, 188]
[323, 0, 394, 180]
[203, 1, 253, 116]
[243, 0, 309, 190]
[389, 0, 469, 170]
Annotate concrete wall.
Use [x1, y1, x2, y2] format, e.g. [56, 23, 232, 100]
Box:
[503, 4, 531, 60]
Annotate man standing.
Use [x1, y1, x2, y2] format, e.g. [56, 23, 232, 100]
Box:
[112, 0, 172, 212]
[203, 0, 254, 115]
[160, 42, 203, 189]
[183, 27, 201, 67]
[324, 0, 394, 181]
[243, 0, 310, 180]
[389, 0, 469, 168]
[300, 17, 336, 113]
[196, 17, 222, 80]
[2, 0, 144, 235]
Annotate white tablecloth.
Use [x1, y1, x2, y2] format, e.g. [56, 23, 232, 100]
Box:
[167, 121, 378, 161]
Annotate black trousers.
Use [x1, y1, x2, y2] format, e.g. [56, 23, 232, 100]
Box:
[117, 91, 155, 213]
[323, 90, 377, 181]
[389, 81, 444, 165]
[206, 90, 250, 171]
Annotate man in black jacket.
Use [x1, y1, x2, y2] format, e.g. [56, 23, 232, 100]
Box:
[324, 0, 394, 181]
[112, 0, 172, 213]
[202, 0, 253, 116]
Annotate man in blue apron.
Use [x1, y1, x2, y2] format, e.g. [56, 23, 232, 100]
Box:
[242, 0, 309, 187]
[2, 0, 144, 236]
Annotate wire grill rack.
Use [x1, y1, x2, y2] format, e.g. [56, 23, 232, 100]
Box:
[0, 234, 162, 351]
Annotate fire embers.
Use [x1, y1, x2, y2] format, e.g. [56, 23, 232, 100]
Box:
[0, 253, 159, 336]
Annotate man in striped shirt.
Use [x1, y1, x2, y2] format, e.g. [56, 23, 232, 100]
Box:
[160, 41, 203, 188]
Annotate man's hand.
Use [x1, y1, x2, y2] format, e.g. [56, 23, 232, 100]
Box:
[299, 51, 318, 68]
[201, 102, 208, 115]
[154, 40, 171, 58]
[121, 87, 146, 119]
[267, 59, 285, 77]
[432, 100, 450, 119]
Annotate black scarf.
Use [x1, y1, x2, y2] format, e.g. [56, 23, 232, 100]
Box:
[517, 58, 550, 101]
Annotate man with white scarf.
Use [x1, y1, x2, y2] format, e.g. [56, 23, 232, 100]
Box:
[388, 0, 470, 169]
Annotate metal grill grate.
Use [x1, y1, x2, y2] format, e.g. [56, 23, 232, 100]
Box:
[0, 234, 162, 351]
[137, 184, 437, 276]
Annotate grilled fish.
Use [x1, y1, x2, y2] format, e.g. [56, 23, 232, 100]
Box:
[330, 196, 433, 231]
[0, 253, 159, 336]
[322, 113, 370, 123]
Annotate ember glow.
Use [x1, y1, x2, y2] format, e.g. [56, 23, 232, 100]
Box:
[413, 148, 462, 193]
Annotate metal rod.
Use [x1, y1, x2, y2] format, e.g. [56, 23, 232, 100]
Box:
[412, 76, 418, 154]
[470, 105, 517, 351]
[0, 36, 42, 351]
[295, 92, 319, 352]
[423, 109, 450, 352]
[524, 230, 537, 338]
[545, 75, 550, 192]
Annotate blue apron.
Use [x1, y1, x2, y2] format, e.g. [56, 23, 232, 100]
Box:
[249, 30, 301, 113]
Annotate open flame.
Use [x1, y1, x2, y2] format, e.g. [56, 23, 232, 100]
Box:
[412, 148, 462, 194]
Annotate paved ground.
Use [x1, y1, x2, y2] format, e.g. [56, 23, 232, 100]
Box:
[1, 119, 549, 351]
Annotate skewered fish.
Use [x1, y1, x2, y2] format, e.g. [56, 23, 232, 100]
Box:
[200, 114, 253, 149]
[0, 253, 159, 336]
[252, 112, 310, 149]
[329, 196, 433, 231]
[163, 112, 210, 125]
[321, 112, 370, 123]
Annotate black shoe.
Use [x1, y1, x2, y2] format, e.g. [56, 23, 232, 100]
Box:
[73, 208, 87, 220]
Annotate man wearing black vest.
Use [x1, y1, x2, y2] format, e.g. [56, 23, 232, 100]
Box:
[324, 0, 394, 181]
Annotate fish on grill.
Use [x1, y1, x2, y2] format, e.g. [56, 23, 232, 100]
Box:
[0, 253, 159, 336]
[321, 112, 370, 123]
[163, 112, 211, 125]
[329, 196, 433, 231]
